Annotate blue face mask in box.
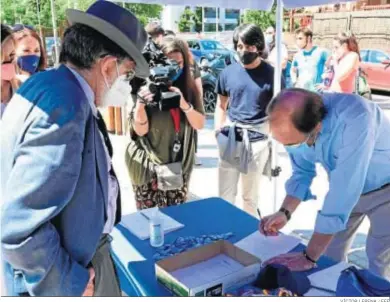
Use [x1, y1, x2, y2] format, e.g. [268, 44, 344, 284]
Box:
[17, 55, 40, 74]
[171, 68, 183, 82]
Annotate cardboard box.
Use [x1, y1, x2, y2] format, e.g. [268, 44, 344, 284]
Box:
[155, 240, 261, 297]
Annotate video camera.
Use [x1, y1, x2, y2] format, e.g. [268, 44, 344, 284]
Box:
[131, 48, 182, 111]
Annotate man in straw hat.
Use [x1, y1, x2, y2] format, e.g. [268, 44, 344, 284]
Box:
[1, 1, 149, 296]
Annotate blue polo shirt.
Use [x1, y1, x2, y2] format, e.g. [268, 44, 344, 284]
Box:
[292, 46, 328, 91]
[216, 61, 283, 141]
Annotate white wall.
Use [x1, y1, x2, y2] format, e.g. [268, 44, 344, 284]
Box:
[161, 5, 185, 32]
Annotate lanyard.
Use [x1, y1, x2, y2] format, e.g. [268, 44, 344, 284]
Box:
[170, 108, 181, 134]
[170, 108, 181, 153]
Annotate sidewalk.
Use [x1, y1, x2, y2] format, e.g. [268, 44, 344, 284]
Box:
[110, 112, 390, 270]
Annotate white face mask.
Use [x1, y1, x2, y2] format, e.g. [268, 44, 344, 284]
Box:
[101, 62, 132, 108]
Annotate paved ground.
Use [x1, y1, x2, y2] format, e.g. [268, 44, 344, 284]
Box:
[110, 93, 390, 270]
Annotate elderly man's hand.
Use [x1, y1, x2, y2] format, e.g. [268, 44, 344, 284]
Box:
[259, 212, 288, 236]
[262, 252, 317, 272]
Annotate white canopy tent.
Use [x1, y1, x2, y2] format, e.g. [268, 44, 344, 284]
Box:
[114, 0, 354, 212]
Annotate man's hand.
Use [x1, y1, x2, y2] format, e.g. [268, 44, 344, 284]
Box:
[262, 252, 317, 271]
[259, 212, 288, 236]
[82, 268, 95, 297]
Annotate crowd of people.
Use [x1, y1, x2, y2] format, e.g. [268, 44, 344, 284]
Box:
[1, 0, 389, 297]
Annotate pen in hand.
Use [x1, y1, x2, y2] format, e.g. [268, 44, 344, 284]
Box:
[257, 208, 262, 219]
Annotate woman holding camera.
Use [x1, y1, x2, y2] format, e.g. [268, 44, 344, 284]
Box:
[125, 37, 205, 210]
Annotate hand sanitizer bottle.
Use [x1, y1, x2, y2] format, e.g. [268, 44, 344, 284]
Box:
[150, 210, 164, 247]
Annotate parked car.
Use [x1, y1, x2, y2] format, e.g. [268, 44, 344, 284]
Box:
[200, 55, 233, 113]
[187, 39, 236, 66]
[360, 49, 390, 92]
[45, 37, 61, 67]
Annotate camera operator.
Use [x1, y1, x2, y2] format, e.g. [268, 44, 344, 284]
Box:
[125, 37, 205, 210]
[144, 22, 165, 53]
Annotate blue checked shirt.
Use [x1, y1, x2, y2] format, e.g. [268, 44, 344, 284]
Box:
[285, 93, 390, 234]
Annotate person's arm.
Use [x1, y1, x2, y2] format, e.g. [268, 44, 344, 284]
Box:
[214, 70, 229, 131]
[260, 152, 317, 235]
[131, 87, 155, 137]
[169, 85, 205, 130]
[215, 95, 229, 131]
[332, 52, 359, 83]
[290, 56, 299, 85]
[1, 96, 90, 296]
[306, 110, 375, 261]
[132, 102, 149, 136]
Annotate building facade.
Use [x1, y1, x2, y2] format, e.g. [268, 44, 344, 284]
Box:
[161, 5, 241, 33]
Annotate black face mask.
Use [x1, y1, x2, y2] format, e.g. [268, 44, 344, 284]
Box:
[238, 51, 259, 65]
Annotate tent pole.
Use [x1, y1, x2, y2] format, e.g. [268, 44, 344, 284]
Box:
[50, 0, 60, 66]
[202, 7, 205, 33]
[272, 0, 283, 213]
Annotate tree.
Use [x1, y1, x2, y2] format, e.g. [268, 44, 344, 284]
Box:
[178, 8, 201, 33]
[241, 5, 291, 32]
[1, 0, 162, 31]
[241, 7, 276, 31]
[124, 3, 163, 27]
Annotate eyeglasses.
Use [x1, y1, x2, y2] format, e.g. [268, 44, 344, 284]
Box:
[124, 69, 135, 81]
[13, 24, 35, 33]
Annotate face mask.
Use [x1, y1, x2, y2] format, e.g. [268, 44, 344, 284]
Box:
[17, 55, 40, 74]
[101, 62, 133, 108]
[171, 68, 183, 82]
[238, 51, 258, 65]
[265, 35, 273, 45]
[1, 63, 16, 81]
[284, 132, 316, 154]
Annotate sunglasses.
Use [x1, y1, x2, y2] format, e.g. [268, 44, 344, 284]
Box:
[13, 24, 35, 32]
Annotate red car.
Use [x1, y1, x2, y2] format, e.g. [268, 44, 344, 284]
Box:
[360, 49, 390, 92]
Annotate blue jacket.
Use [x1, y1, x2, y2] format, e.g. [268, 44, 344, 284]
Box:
[1, 65, 120, 296]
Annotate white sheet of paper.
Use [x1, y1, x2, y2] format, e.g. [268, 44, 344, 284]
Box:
[120, 208, 184, 240]
[171, 254, 244, 288]
[307, 262, 352, 292]
[234, 231, 301, 262]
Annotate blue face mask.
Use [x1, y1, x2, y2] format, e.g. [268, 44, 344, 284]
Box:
[284, 132, 315, 154]
[17, 55, 40, 74]
[171, 68, 183, 82]
[265, 35, 274, 45]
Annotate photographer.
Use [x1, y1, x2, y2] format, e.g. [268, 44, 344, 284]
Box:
[125, 37, 205, 210]
[144, 22, 165, 53]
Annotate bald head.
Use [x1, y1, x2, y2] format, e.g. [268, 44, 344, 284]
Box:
[267, 88, 327, 145]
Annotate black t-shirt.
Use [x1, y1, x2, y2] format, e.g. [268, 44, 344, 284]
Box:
[216, 61, 284, 141]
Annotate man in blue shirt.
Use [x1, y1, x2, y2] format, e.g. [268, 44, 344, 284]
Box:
[260, 88, 390, 279]
[215, 24, 283, 217]
[291, 28, 328, 92]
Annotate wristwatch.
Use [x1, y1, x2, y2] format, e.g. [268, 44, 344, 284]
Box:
[278, 207, 291, 221]
[303, 249, 317, 264]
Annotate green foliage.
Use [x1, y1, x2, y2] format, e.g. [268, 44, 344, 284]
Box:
[1, 0, 162, 31]
[178, 8, 201, 33]
[241, 7, 276, 31]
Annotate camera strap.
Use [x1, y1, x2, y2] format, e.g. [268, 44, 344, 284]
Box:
[170, 108, 181, 154]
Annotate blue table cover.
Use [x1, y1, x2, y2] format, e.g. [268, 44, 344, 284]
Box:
[111, 198, 337, 296]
